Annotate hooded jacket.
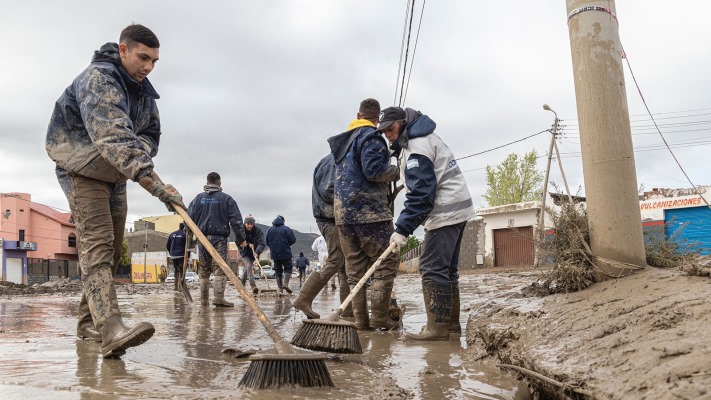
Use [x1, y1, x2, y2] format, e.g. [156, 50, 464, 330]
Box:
[46, 43, 161, 183]
[265, 216, 296, 260]
[394, 110, 475, 235]
[327, 120, 399, 225]
[187, 185, 246, 242]
[295, 254, 310, 269]
[240, 224, 266, 259]
[312, 154, 336, 223]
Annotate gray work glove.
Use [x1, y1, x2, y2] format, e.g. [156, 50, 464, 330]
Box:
[139, 171, 186, 212]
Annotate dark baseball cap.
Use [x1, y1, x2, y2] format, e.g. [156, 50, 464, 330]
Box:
[378, 106, 406, 131]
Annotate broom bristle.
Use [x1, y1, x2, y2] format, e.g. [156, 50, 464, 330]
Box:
[291, 319, 362, 354]
[238, 353, 334, 389]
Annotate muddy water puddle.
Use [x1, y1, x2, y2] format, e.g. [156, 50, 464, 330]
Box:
[0, 272, 537, 399]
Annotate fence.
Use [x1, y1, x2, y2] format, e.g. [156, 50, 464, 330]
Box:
[27, 258, 80, 284]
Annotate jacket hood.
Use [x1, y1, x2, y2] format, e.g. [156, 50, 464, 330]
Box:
[204, 184, 222, 194]
[272, 215, 285, 226]
[405, 112, 436, 140]
[328, 122, 376, 164]
[92, 42, 160, 99]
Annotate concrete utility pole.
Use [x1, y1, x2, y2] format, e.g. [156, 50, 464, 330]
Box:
[566, 0, 646, 270]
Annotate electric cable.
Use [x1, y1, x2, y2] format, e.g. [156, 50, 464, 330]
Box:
[398, 0, 417, 107]
[393, 0, 411, 106]
[402, 0, 426, 105]
[456, 130, 548, 161]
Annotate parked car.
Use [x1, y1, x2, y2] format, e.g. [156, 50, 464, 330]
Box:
[260, 266, 276, 279]
[185, 271, 199, 283]
[165, 273, 175, 283]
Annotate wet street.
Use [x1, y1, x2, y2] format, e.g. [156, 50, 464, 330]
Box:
[0, 272, 535, 399]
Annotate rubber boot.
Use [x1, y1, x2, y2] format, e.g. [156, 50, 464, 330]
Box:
[173, 276, 179, 292]
[450, 283, 461, 334]
[293, 271, 328, 319]
[369, 280, 400, 330]
[85, 267, 155, 358]
[77, 292, 101, 342]
[350, 284, 371, 331]
[405, 282, 451, 341]
[200, 280, 210, 306]
[277, 275, 284, 294]
[283, 273, 293, 294]
[338, 271, 354, 319]
[212, 275, 234, 307]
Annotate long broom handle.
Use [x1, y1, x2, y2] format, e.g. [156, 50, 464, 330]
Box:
[336, 242, 398, 313]
[174, 205, 295, 354]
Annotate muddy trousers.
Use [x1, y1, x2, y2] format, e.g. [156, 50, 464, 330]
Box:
[240, 256, 258, 294]
[293, 221, 353, 319]
[172, 258, 183, 291]
[197, 236, 231, 306]
[339, 221, 399, 330]
[273, 258, 293, 294]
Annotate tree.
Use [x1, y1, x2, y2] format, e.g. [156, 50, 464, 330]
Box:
[120, 239, 131, 267]
[483, 150, 543, 206]
[400, 235, 422, 256]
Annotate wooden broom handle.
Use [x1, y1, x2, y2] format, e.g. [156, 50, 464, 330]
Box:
[337, 242, 398, 312]
[174, 205, 293, 353]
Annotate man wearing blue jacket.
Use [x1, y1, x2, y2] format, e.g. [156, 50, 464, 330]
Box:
[328, 98, 401, 331]
[239, 215, 266, 295]
[379, 106, 475, 340]
[188, 172, 246, 307]
[266, 215, 297, 294]
[166, 223, 187, 291]
[46, 24, 184, 358]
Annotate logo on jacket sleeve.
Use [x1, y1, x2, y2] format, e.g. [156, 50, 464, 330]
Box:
[406, 158, 419, 169]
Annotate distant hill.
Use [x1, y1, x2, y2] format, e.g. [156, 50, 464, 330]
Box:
[229, 223, 319, 262]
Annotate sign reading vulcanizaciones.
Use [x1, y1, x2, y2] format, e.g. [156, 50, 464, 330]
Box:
[640, 196, 703, 211]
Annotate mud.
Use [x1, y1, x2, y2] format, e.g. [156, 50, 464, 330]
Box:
[0, 271, 531, 399]
[466, 267, 711, 399]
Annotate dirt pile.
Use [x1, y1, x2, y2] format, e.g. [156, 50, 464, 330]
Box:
[0, 279, 83, 296]
[466, 267, 711, 399]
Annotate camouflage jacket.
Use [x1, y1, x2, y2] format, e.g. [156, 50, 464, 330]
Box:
[46, 43, 161, 183]
[327, 120, 399, 225]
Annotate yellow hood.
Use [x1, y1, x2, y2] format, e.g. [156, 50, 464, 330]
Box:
[347, 119, 376, 131]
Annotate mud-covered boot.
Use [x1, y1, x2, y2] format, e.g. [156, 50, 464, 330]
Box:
[292, 271, 327, 319]
[338, 272, 354, 319]
[173, 276, 179, 292]
[85, 267, 155, 358]
[276, 276, 284, 294]
[405, 282, 451, 341]
[212, 275, 234, 307]
[450, 283, 461, 334]
[200, 280, 210, 306]
[369, 280, 401, 330]
[77, 292, 101, 342]
[283, 273, 293, 294]
[351, 285, 371, 330]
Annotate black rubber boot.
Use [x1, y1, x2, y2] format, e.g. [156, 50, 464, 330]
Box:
[212, 275, 234, 307]
[77, 292, 101, 342]
[405, 282, 451, 341]
[277, 276, 284, 294]
[292, 271, 325, 319]
[283, 273, 293, 294]
[350, 284, 371, 330]
[450, 283, 462, 334]
[85, 267, 155, 358]
[338, 271, 354, 318]
[200, 280, 210, 306]
[369, 280, 400, 330]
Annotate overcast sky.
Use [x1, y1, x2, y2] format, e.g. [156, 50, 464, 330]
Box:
[1, 1, 710, 235]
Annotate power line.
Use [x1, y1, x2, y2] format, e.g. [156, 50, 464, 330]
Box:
[393, 0, 411, 106]
[456, 130, 548, 161]
[402, 0, 426, 105]
[398, 0, 417, 107]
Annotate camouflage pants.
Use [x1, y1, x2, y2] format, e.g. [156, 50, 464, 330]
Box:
[56, 169, 127, 276]
[338, 221, 399, 285]
[197, 236, 228, 280]
[316, 221, 346, 283]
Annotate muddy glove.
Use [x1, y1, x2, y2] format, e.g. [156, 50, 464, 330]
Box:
[389, 232, 407, 251]
[139, 172, 186, 212]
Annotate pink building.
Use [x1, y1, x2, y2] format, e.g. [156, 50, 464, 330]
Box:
[0, 193, 77, 284]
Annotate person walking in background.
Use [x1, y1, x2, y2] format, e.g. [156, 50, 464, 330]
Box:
[295, 252, 310, 283]
[328, 99, 401, 330]
[188, 172, 246, 307]
[46, 24, 185, 358]
[379, 106, 475, 340]
[166, 223, 187, 291]
[265, 215, 296, 294]
[240, 214, 266, 295]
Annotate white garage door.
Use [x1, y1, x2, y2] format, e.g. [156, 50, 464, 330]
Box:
[6, 258, 23, 284]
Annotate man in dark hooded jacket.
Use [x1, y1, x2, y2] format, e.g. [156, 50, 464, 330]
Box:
[166, 223, 187, 291]
[265, 215, 296, 294]
[379, 106, 475, 340]
[188, 172, 246, 307]
[45, 24, 185, 359]
[295, 252, 310, 280]
[327, 98, 401, 330]
[239, 214, 266, 294]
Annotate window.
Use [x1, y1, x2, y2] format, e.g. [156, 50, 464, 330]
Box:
[19, 229, 25, 242]
[68, 233, 77, 248]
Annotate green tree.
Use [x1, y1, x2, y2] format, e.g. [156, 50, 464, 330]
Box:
[120, 239, 131, 267]
[483, 150, 543, 206]
[259, 259, 272, 267]
[400, 235, 422, 256]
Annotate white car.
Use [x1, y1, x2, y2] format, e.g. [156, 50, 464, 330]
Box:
[185, 272, 199, 283]
[165, 273, 175, 283]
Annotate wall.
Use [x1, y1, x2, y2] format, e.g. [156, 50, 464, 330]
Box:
[459, 219, 484, 268]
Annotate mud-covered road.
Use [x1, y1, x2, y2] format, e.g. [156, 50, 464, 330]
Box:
[0, 271, 536, 400]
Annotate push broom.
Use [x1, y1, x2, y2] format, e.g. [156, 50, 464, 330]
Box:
[291, 242, 397, 354]
[173, 205, 333, 389]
